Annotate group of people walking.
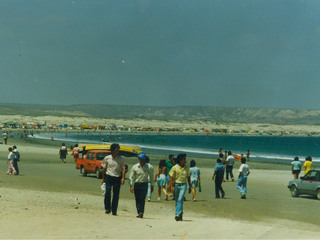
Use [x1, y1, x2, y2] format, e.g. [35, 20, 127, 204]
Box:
[100, 143, 201, 220]
[101, 143, 249, 221]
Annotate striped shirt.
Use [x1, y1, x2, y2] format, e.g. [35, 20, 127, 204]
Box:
[169, 164, 190, 184]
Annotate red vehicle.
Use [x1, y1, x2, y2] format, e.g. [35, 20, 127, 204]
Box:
[76, 150, 128, 179]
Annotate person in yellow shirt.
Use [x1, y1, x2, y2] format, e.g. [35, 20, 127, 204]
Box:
[169, 153, 191, 221]
[303, 156, 313, 175]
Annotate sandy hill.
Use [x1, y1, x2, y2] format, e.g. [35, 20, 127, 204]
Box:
[1, 103, 320, 125]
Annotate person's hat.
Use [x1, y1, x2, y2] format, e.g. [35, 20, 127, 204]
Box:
[138, 152, 147, 160]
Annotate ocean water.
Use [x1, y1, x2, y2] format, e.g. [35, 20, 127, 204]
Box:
[28, 132, 320, 163]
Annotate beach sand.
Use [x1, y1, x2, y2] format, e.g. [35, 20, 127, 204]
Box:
[0, 138, 319, 239]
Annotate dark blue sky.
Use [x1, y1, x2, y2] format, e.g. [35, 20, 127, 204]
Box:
[1, 0, 320, 109]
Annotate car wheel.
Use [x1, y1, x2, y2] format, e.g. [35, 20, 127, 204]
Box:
[290, 185, 299, 197]
[80, 166, 87, 176]
[317, 189, 320, 200]
[96, 168, 101, 179]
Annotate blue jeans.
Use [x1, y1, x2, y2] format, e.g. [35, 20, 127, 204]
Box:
[147, 183, 152, 199]
[237, 175, 248, 195]
[174, 183, 187, 216]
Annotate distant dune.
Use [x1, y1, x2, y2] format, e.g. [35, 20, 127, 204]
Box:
[1, 103, 320, 125]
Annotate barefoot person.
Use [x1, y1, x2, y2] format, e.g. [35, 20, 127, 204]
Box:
[246, 150, 250, 161]
[156, 159, 168, 200]
[101, 143, 125, 216]
[169, 153, 191, 221]
[129, 152, 154, 218]
[237, 157, 250, 199]
[291, 156, 302, 180]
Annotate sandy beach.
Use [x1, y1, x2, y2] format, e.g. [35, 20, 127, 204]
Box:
[0, 138, 320, 239]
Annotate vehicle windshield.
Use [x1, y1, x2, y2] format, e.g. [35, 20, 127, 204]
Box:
[96, 153, 109, 160]
[303, 171, 319, 181]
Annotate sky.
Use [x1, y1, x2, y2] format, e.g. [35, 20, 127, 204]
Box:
[1, 0, 320, 109]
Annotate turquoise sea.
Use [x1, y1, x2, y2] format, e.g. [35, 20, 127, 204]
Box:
[29, 132, 320, 163]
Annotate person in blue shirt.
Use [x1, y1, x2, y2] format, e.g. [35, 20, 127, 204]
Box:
[212, 158, 225, 198]
[291, 156, 302, 180]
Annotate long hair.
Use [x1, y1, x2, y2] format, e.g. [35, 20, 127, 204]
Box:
[159, 159, 166, 168]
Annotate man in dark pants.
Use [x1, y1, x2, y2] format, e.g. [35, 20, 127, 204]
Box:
[225, 151, 235, 181]
[212, 158, 225, 198]
[129, 152, 154, 218]
[101, 143, 125, 216]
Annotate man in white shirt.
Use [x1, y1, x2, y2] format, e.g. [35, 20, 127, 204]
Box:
[101, 143, 125, 216]
[225, 151, 235, 181]
[129, 152, 154, 218]
[237, 157, 250, 199]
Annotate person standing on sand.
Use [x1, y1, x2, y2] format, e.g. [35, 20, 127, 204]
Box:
[190, 160, 201, 201]
[237, 157, 250, 199]
[303, 156, 313, 175]
[72, 144, 79, 163]
[225, 151, 235, 181]
[169, 153, 191, 221]
[3, 131, 8, 145]
[59, 143, 67, 163]
[7, 147, 16, 175]
[101, 143, 125, 216]
[212, 158, 225, 198]
[12, 145, 20, 175]
[166, 154, 175, 198]
[291, 157, 302, 179]
[129, 152, 154, 218]
[156, 159, 168, 200]
[246, 150, 250, 161]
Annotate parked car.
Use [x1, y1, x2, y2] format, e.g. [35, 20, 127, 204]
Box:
[288, 169, 320, 199]
[78, 144, 142, 157]
[77, 150, 111, 178]
[76, 144, 141, 179]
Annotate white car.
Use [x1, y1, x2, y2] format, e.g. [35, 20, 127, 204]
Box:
[288, 170, 320, 199]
